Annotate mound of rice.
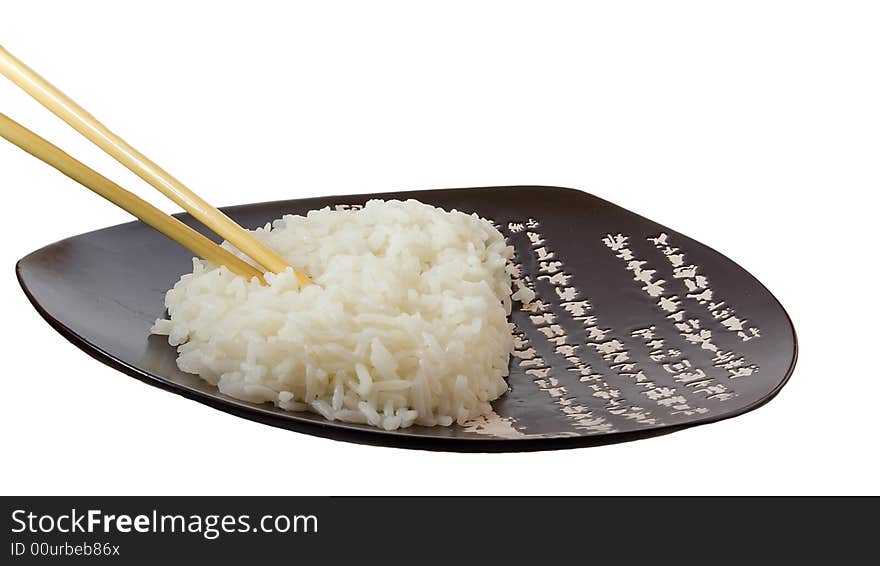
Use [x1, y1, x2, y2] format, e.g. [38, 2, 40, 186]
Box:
[151, 199, 516, 430]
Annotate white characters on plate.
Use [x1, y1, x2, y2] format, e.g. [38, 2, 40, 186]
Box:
[648, 233, 762, 342]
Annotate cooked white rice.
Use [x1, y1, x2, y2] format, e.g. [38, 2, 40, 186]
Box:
[151, 199, 516, 430]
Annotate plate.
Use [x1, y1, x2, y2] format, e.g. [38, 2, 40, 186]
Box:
[16, 186, 797, 451]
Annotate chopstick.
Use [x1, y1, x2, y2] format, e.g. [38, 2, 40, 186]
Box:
[0, 112, 265, 282]
[0, 45, 312, 287]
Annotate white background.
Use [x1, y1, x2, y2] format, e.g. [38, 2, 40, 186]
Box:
[1, 1, 877, 495]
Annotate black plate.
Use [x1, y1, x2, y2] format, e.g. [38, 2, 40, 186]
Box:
[16, 186, 797, 451]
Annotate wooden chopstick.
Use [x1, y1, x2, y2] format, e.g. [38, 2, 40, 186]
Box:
[0, 112, 265, 283]
[0, 45, 312, 287]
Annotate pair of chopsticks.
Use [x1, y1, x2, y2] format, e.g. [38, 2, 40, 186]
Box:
[0, 46, 311, 287]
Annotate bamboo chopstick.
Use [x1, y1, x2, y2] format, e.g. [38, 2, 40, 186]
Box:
[0, 112, 265, 282]
[0, 45, 312, 286]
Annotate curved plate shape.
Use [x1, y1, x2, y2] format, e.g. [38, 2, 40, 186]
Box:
[16, 187, 797, 451]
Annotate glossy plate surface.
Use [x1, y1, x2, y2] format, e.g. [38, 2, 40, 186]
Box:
[17, 186, 797, 451]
